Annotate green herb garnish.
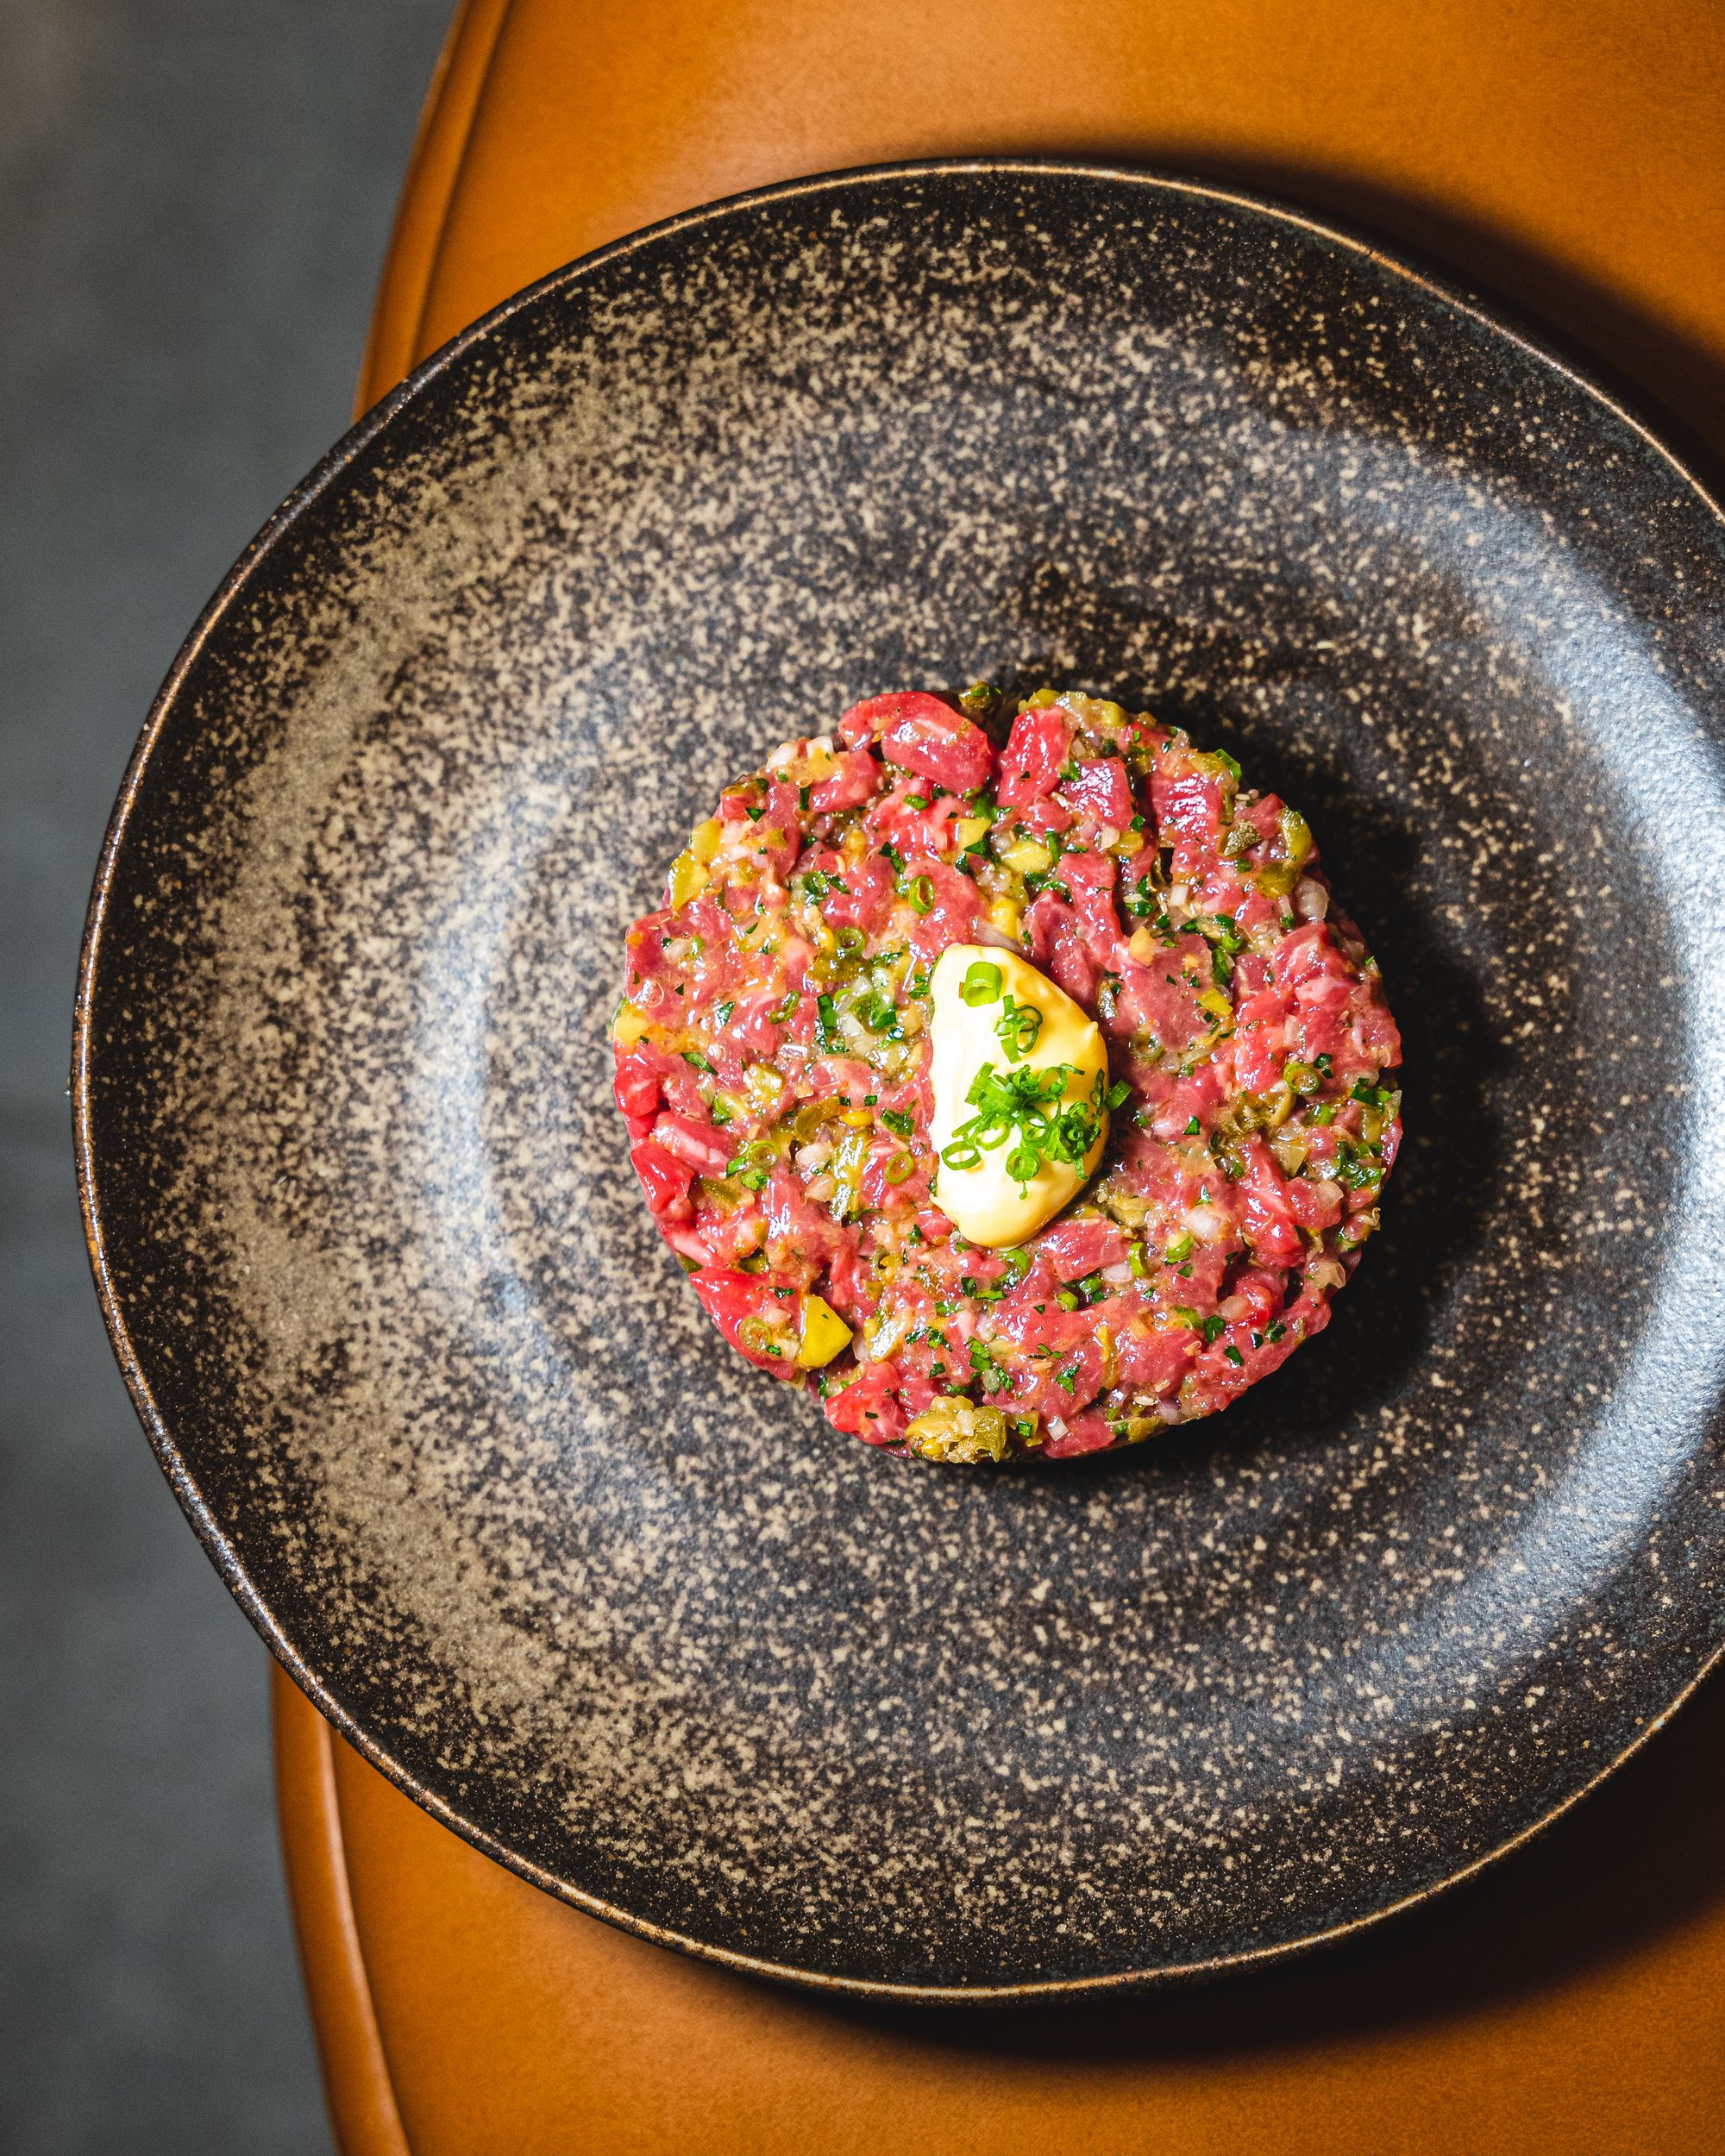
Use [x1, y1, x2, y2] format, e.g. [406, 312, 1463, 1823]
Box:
[994, 994, 1043, 1062]
[968, 1338, 1010, 1395]
[857, 989, 897, 1034]
[939, 1062, 1106, 1192]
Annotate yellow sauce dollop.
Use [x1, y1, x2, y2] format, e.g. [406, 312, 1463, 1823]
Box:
[926, 944, 1110, 1247]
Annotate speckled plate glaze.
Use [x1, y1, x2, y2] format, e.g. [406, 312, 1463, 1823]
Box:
[77, 163, 1725, 2000]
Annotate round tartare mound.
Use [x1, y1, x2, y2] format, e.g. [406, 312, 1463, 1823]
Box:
[612, 687, 1402, 1464]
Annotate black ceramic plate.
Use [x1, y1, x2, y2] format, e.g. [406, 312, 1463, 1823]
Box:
[77, 163, 1725, 2000]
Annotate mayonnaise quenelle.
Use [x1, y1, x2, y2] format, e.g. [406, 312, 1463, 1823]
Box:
[925, 944, 1112, 1247]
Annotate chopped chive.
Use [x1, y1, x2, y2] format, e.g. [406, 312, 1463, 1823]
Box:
[960, 961, 1003, 1006]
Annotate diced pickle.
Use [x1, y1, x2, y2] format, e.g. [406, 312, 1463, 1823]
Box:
[743, 1065, 786, 1112]
[796, 1295, 853, 1369]
[905, 1396, 1011, 1463]
[988, 897, 1024, 939]
[999, 838, 1053, 875]
[668, 850, 708, 907]
[1253, 807, 1315, 898]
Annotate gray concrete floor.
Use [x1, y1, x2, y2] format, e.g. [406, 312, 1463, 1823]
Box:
[1, 4, 454, 2147]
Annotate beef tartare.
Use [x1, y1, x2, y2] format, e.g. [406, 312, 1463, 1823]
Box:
[612, 687, 1402, 1464]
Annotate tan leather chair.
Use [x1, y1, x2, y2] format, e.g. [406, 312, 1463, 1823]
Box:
[275, 4, 1725, 2148]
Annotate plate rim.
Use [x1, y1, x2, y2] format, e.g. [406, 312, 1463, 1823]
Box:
[72, 154, 1725, 2003]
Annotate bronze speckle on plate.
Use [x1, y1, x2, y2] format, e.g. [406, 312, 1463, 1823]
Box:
[74, 162, 1725, 1999]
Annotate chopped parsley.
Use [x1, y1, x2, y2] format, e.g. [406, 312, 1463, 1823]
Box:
[968, 1338, 1010, 1395]
[857, 988, 897, 1034]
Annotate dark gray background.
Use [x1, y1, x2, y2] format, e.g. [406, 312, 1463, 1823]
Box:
[2, 3, 452, 2148]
